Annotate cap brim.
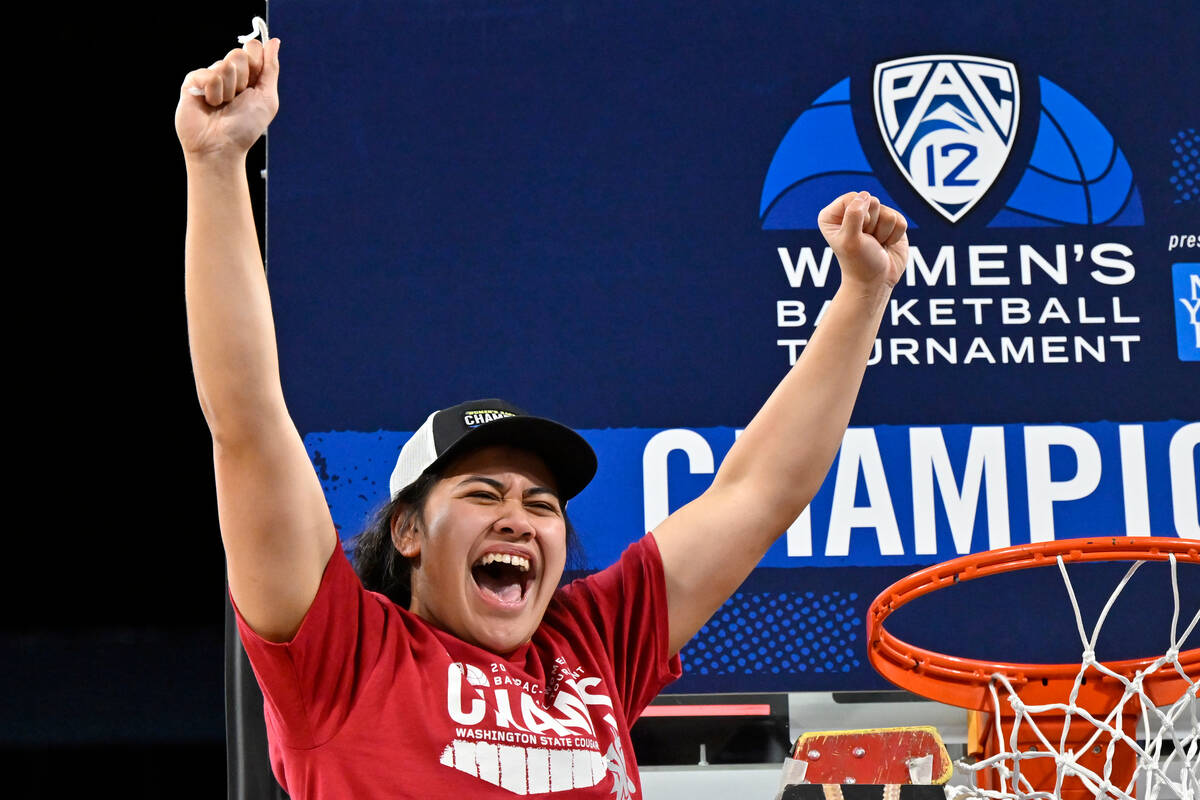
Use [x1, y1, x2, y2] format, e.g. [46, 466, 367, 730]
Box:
[422, 415, 597, 501]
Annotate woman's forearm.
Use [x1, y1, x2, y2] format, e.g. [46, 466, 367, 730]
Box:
[715, 276, 891, 530]
[184, 152, 288, 444]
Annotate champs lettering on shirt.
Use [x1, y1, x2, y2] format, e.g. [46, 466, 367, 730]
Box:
[439, 657, 634, 797]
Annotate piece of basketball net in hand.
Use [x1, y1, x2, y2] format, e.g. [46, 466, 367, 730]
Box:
[187, 17, 270, 97]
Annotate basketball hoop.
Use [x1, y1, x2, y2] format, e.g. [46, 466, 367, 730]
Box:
[867, 537, 1199, 800]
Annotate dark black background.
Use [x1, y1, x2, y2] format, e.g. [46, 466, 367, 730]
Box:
[7, 3, 263, 793]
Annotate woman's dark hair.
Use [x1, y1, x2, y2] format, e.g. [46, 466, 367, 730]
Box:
[351, 469, 585, 609]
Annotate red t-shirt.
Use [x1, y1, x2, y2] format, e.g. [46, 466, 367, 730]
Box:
[235, 533, 682, 799]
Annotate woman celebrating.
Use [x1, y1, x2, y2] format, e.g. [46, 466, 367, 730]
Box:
[177, 34, 907, 800]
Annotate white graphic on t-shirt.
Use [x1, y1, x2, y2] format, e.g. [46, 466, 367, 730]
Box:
[601, 714, 635, 800]
[439, 661, 627, 795]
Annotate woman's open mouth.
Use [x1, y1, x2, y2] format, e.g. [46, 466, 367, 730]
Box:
[471, 552, 533, 607]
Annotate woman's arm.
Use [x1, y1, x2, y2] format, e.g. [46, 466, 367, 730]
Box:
[653, 191, 907, 655]
[178, 38, 337, 642]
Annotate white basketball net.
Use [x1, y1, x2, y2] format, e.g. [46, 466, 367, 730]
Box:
[948, 553, 1199, 800]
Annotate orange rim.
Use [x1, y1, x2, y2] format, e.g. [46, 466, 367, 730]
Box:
[866, 537, 1200, 711]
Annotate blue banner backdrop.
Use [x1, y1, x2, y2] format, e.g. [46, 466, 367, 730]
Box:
[267, 0, 1199, 693]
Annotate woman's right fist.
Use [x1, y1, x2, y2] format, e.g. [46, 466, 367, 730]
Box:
[176, 38, 281, 162]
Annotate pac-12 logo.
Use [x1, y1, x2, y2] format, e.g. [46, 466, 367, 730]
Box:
[874, 56, 1019, 222]
[759, 54, 1143, 229]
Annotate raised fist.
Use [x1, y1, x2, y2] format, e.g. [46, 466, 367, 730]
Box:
[176, 37, 281, 161]
[817, 191, 909, 288]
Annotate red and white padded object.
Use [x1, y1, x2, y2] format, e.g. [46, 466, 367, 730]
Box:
[791, 725, 952, 785]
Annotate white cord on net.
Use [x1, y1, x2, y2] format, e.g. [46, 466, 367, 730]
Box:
[948, 552, 1199, 800]
[187, 17, 270, 97]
